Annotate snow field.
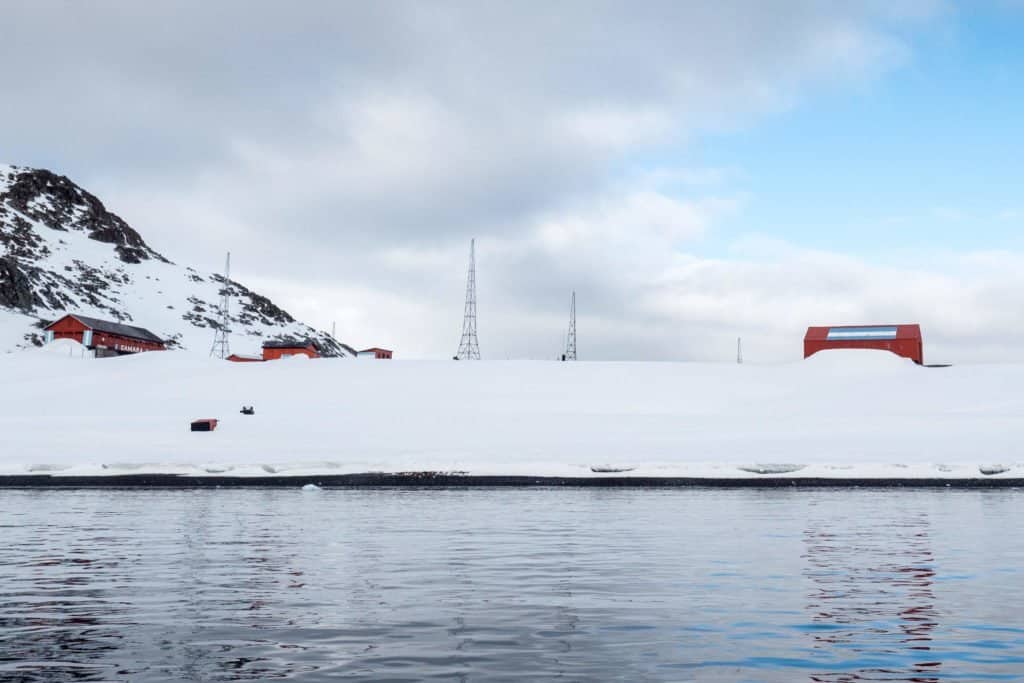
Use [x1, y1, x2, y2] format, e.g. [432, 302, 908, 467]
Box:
[0, 347, 1021, 479]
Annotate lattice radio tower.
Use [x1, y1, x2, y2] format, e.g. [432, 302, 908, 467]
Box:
[209, 251, 231, 359]
[455, 239, 480, 360]
[564, 290, 577, 361]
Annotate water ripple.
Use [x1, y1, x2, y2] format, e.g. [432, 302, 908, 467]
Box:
[0, 488, 1021, 681]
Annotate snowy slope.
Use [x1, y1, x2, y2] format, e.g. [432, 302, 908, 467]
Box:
[1, 348, 1021, 479]
[0, 164, 347, 355]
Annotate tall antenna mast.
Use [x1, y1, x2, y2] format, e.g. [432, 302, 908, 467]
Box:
[209, 251, 231, 359]
[737, 336, 743, 364]
[455, 238, 481, 360]
[565, 290, 577, 361]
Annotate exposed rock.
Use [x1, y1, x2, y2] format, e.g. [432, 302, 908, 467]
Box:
[0, 257, 43, 311]
[0, 164, 355, 356]
[1, 167, 170, 264]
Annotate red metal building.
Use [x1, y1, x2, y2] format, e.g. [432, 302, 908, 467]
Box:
[226, 353, 263, 363]
[44, 313, 166, 357]
[804, 324, 923, 364]
[262, 339, 322, 361]
[357, 347, 393, 359]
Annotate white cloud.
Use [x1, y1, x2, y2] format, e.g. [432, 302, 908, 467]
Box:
[1, 2, 964, 361]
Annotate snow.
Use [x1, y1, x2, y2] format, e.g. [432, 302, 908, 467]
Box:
[1, 163, 343, 355]
[39, 338, 94, 358]
[0, 348, 1021, 479]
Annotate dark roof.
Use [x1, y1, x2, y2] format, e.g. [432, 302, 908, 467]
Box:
[359, 348, 392, 353]
[48, 313, 164, 343]
[262, 338, 321, 350]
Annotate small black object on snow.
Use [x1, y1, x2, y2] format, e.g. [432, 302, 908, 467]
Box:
[191, 418, 218, 432]
[240, 406, 255, 415]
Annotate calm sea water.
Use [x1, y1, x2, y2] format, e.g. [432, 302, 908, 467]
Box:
[1, 487, 1022, 682]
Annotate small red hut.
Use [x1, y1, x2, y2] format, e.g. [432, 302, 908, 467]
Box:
[357, 347, 393, 359]
[44, 313, 166, 357]
[804, 324, 923, 364]
[261, 339, 321, 361]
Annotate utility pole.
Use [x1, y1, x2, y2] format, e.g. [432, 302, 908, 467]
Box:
[564, 291, 577, 361]
[455, 239, 480, 360]
[209, 252, 231, 359]
[737, 336, 743, 364]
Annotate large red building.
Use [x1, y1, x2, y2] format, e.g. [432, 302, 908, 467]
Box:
[44, 313, 166, 357]
[261, 339, 322, 361]
[804, 324, 923, 364]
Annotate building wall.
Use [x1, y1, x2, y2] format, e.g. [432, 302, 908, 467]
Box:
[46, 317, 165, 354]
[262, 346, 320, 361]
[358, 349, 393, 359]
[804, 339, 923, 364]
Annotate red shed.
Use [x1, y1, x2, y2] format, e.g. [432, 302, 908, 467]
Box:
[357, 347, 393, 359]
[804, 324, 923, 364]
[227, 353, 264, 363]
[262, 339, 322, 361]
[44, 313, 166, 357]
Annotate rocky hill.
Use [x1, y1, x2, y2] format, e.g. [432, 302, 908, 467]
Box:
[0, 164, 349, 355]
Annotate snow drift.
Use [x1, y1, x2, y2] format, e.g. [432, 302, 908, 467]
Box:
[0, 348, 1020, 479]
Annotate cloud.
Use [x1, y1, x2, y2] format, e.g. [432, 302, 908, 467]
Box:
[0, 1, 957, 360]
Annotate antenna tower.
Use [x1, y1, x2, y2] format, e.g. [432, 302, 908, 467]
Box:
[455, 238, 480, 360]
[564, 291, 577, 361]
[209, 252, 231, 359]
[737, 336, 743, 364]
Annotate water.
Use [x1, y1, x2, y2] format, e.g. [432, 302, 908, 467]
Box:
[1, 487, 1022, 682]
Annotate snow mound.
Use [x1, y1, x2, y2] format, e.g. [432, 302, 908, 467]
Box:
[801, 348, 917, 370]
[38, 338, 93, 357]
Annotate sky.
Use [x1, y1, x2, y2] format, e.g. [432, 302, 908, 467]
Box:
[2, 1, 1023, 362]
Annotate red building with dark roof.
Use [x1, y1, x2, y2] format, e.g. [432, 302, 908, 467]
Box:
[357, 347, 393, 359]
[44, 313, 166, 357]
[804, 324, 923, 364]
[261, 339, 322, 361]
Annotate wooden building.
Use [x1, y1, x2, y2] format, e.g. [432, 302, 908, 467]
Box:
[44, 313, 166, 357]
[804, 325, 923, 365]
[357, 347, 393, 359]
[261, 339, 322, 361]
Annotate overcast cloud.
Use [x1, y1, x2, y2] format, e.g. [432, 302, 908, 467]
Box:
[7, 0, 1009, 362]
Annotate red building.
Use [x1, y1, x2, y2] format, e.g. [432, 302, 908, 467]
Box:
[44, 313, 166, 357]
[262, 339, 322, 361]
[226, 353, 263, 363]
[804, 324, 923, 364]
[357, 347, 393, 359]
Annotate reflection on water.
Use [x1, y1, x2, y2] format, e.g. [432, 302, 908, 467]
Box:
[804, 506, 941, 682]
[0, 488, 1022, 681]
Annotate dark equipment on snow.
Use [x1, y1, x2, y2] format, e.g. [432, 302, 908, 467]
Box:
[240, 406, 255, 415]
[190, 418, 218, 432]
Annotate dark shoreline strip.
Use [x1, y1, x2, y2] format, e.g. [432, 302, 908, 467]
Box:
[0, 474, 1022, 488]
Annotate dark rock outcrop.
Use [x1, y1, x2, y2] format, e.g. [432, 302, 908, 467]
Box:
[1, 168, 169, 264]
[0, 256, 42, 311]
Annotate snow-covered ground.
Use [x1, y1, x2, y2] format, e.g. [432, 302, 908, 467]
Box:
[1, 345, 1021, 479]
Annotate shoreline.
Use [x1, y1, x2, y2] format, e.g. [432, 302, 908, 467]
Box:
[2, 473, 1022, 488]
